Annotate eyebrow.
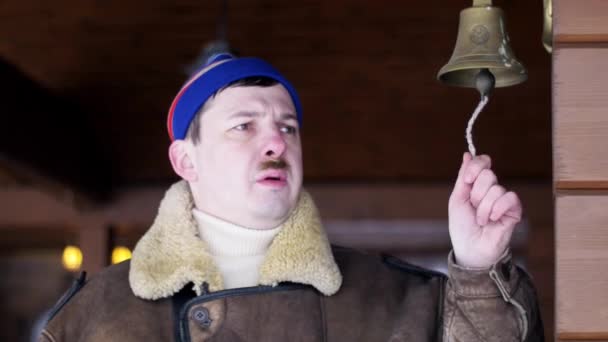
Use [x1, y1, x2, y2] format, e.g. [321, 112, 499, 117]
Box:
[280, 113, 298, 122]
[227, 111, 298, 122]
[227, 111, 259, 120]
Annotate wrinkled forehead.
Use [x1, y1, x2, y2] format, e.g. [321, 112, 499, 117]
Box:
[200, 84, 297, 121]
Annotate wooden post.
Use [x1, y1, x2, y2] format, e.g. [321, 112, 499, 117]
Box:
[78, 218, 110, 275]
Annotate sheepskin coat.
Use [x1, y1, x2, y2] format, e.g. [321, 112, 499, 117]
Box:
[40, 181, 544, 342]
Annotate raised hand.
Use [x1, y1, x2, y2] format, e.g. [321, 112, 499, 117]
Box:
[448, 152, 523, 268]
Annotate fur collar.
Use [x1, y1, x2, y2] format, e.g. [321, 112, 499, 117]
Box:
[129, 181, 342, 300]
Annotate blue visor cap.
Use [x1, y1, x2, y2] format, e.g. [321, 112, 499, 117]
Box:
[168, 57, 303, 140]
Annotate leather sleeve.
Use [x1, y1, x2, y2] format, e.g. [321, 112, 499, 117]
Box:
[38, 330, 57, 342]
[442, 250, 544, 342]
[36, 271, 88, 342]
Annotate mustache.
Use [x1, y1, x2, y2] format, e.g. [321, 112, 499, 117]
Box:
[259, 159, 289, 171]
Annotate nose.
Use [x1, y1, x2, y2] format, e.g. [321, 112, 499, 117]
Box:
[262, 131, 287, 159]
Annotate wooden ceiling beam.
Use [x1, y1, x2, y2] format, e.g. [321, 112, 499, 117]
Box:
[0, 57, 112, 202]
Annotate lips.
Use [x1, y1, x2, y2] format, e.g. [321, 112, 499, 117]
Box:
[256, 170, 287, 182]
[256, 170, 288, 188]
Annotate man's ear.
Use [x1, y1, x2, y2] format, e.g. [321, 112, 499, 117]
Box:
[168, 140, 198, 182]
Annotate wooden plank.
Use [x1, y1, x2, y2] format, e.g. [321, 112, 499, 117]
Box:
[0, 182, 552, 227]
[0, 188, 80, 228]
[556, 181, 608, 190]
[556, 35, 608, 44]
[556, 42, 608, 49]
[556, 195, 608, 333]
[559, 331, 608, 340]
[325, 219, 528, 253]
[554, 48, 608, 185]
[555, 0, 608, 43]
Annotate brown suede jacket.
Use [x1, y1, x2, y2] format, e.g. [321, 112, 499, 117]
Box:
[40, 181, 544, 341]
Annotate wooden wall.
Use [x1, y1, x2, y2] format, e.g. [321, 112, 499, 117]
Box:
[555, 0, 608, 340]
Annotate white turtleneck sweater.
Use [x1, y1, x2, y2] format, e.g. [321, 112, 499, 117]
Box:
[192, 209, 281, 289]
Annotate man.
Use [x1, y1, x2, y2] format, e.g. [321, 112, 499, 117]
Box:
[41, 54, 543, 341]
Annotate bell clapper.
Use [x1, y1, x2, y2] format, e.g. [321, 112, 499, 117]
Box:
[475, 68, 495, 99]
[466, 69, 495, 157]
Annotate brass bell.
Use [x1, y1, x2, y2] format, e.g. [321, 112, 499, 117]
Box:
[542, 0, 552, 53]
[437, 0, 527, 89]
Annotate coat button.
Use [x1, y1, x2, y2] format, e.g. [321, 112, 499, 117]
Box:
[192, 307, 213, 329]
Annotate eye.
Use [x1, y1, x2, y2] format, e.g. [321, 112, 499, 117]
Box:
[280, 124, 297, 135]
[233, 123, 250, 131]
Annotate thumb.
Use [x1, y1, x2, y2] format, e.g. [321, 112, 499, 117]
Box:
[450, 152, 473, 205]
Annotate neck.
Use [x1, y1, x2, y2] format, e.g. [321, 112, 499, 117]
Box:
[190, 195, 285, 230]
[192, 208, 282, 288]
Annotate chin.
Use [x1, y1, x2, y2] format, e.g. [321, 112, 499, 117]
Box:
[249, 186, 299, 218]
[249, 201, 293, 226]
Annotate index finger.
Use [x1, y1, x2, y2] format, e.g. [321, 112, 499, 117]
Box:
[463, 154, 492, 184]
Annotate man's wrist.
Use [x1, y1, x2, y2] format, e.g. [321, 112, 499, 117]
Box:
[447, 249, 517, 298]
[453, 247, 510, 269]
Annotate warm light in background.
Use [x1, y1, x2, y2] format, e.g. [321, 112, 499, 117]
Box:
[111, 246, 132, 264]
[62, 245, 83, 272]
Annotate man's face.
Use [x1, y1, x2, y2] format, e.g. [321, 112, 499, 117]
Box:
[185, 84, 303, 229]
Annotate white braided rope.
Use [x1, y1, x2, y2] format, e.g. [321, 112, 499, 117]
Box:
[466, 95, 489, 157]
